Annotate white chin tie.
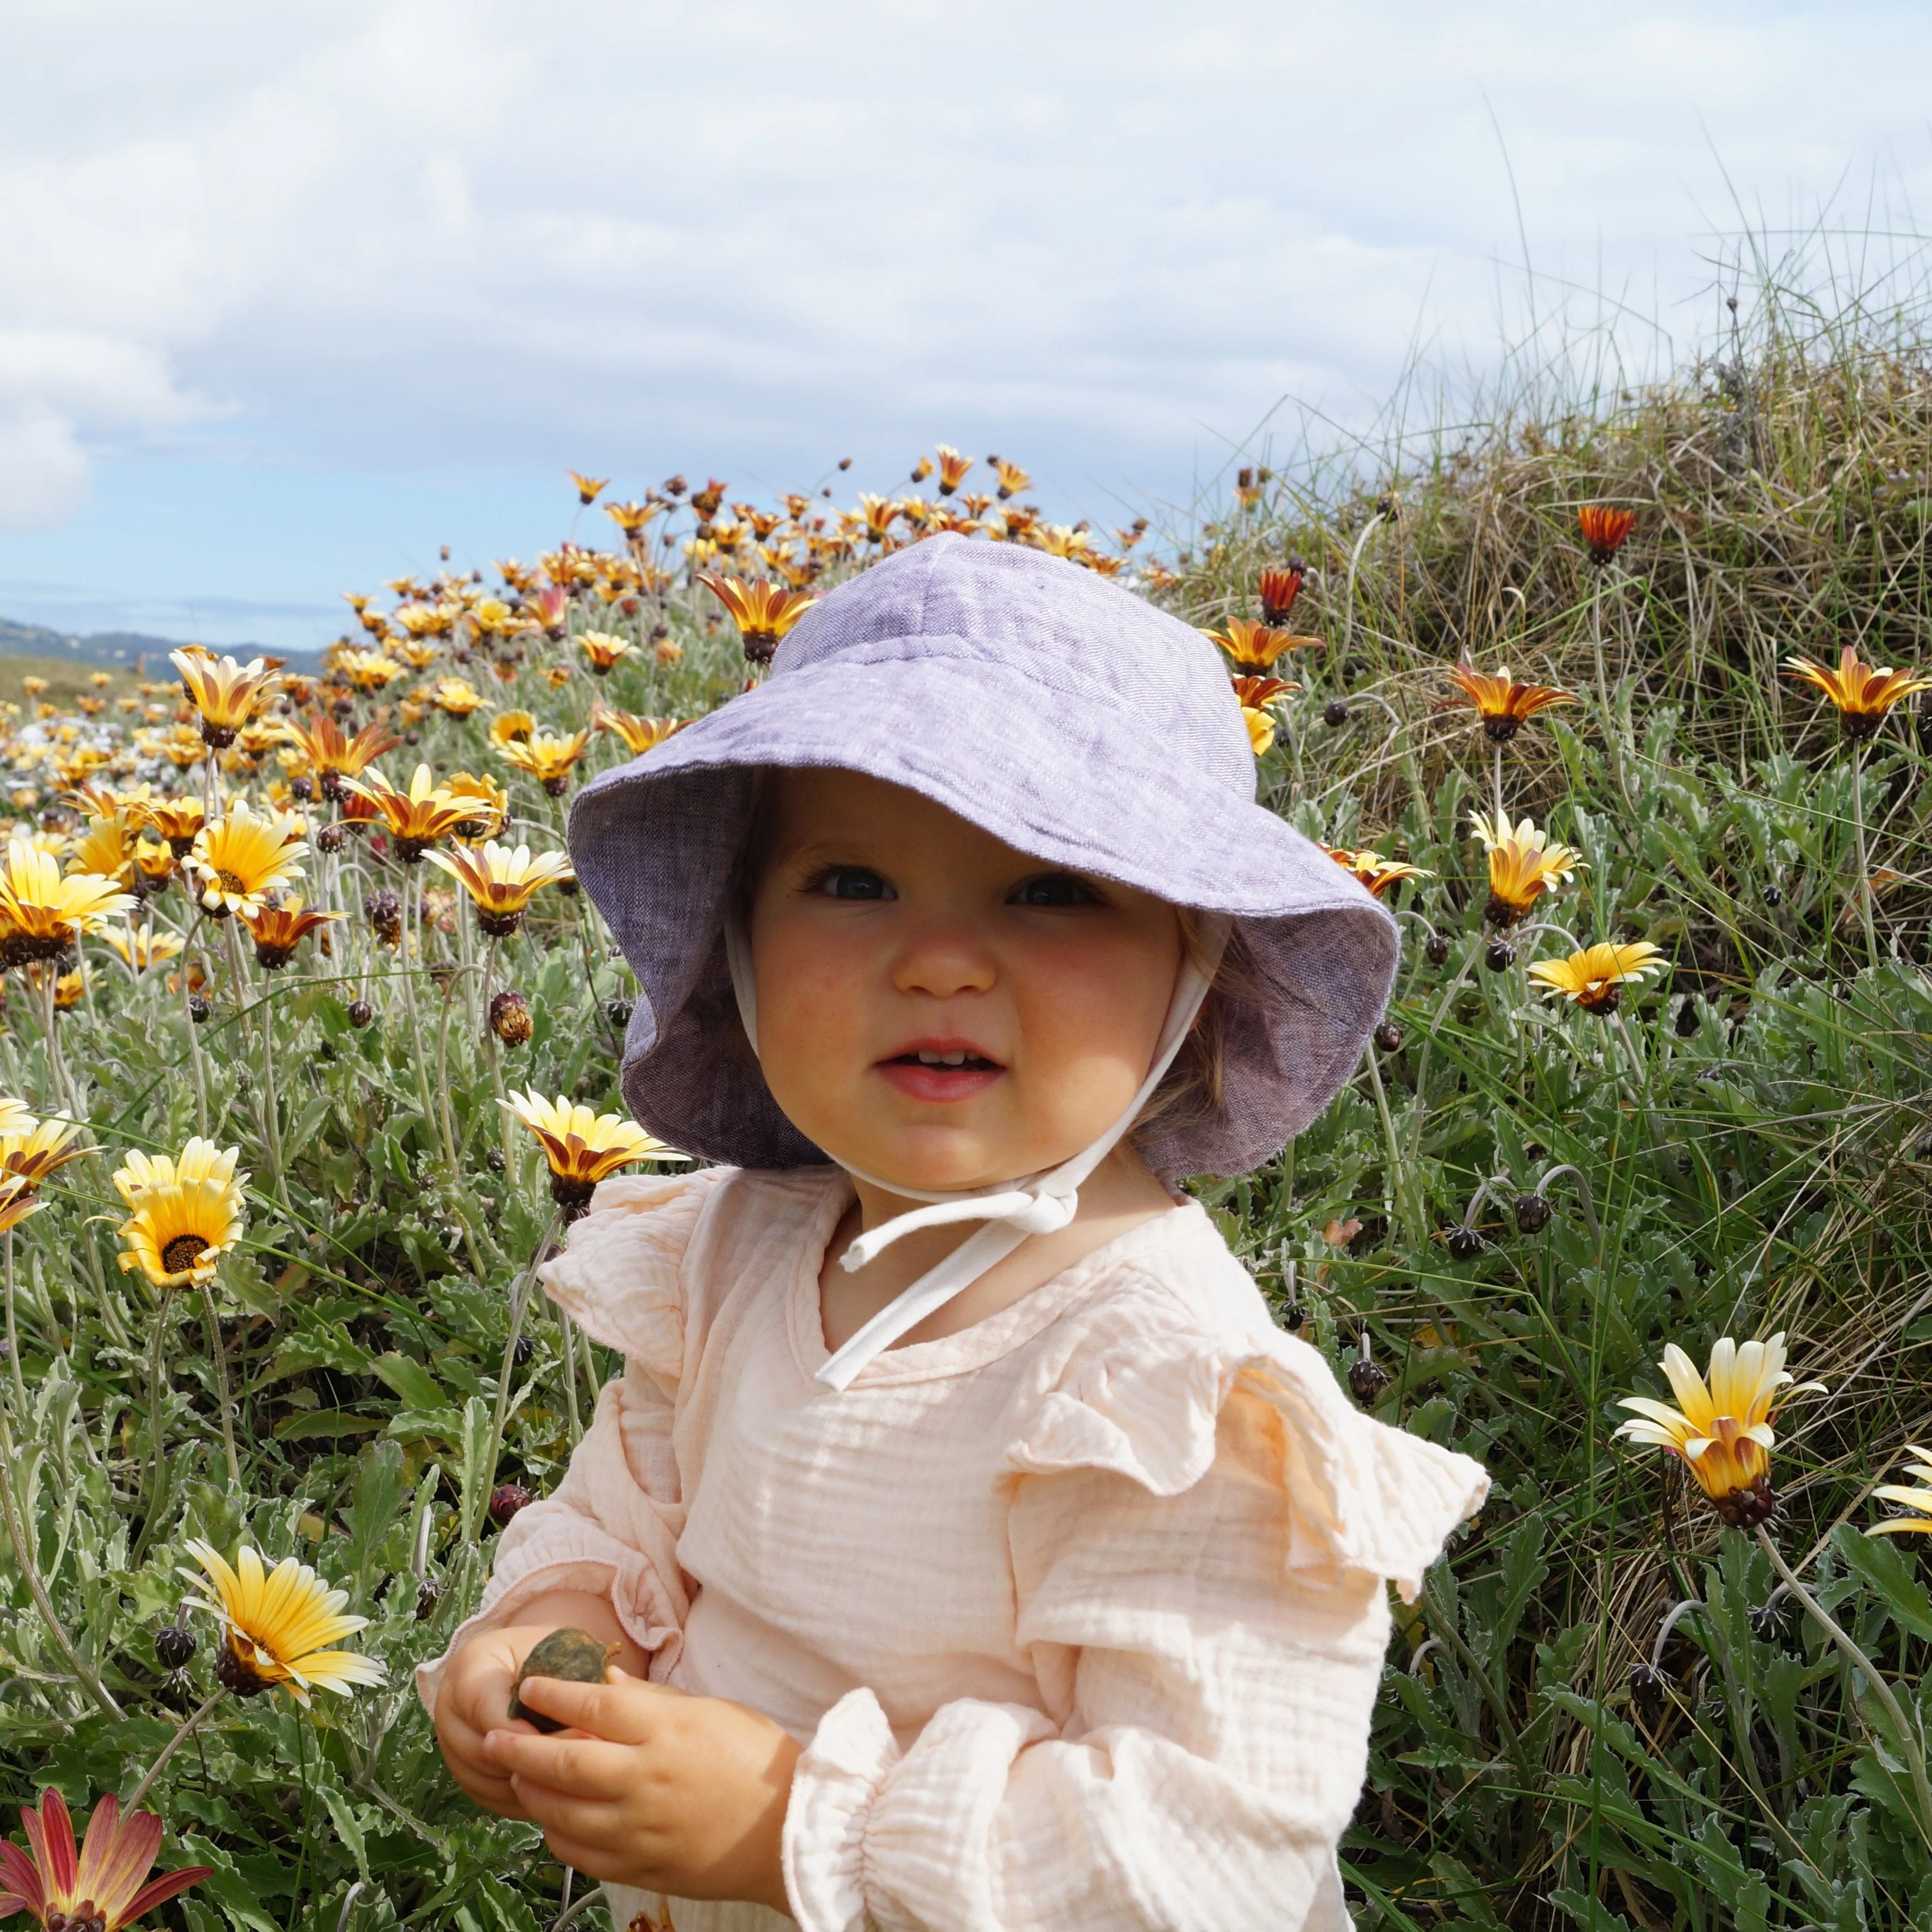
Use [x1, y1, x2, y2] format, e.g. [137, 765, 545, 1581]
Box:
[724, 911, 1227, 1390]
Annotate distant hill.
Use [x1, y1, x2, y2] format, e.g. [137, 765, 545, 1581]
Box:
[0, 615, 324, 674]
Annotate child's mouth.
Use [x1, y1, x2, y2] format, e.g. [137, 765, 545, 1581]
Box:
[876, 1043, 1004, 1102]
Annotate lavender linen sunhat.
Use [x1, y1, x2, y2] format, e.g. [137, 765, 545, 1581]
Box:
[568, 531, 1399, 1181]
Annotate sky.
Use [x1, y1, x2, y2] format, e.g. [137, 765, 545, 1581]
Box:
[0, 0, 1928, 651]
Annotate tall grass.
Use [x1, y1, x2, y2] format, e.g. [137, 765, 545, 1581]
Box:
[1164, 234, 1932, 1926]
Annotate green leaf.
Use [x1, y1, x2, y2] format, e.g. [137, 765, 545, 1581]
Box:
[372, 1351, 451, 1412]
[273, 1409, 387, 1441]
[317, 1785, 373, 1883]
[1832, 1522, 1932, 1644]
[457, 1394, 494, 1534]
[344, 1436, 407, 1593]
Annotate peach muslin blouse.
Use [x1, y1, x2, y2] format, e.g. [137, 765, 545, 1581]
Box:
[418, 1166, 1488, 1932]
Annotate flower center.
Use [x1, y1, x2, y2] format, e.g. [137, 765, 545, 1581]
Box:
[162, 1232, 207, 1275]
[218, 869, 248, 893]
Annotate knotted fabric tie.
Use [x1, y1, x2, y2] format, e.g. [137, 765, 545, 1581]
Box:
[724, 909, 1228, 1390]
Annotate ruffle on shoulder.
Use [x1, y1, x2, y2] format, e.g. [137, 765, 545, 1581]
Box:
[537, 1166, 726, 1369]
[1005, 1326, 1488, 1604]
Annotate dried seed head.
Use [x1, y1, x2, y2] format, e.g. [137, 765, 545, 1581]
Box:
[489, 989, 534, 1046]
[365, 888, 402, 947]
[1710, 1474, 1779, 1530]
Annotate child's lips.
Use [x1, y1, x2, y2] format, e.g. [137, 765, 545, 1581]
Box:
[876, 1044, 1005, 1103]
[876, 1061, 1004, 1102]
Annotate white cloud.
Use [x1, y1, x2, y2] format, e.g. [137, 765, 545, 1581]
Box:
[0, 0, 1928, 535]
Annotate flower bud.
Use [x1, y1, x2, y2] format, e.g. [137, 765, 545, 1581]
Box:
[1424, 932, 1451, 965]
[1446, 1225, 1484, 1261]
[155, 1624, 196, 1670]
[1514, 1193, 1553, 1235]
[1323, 699, 1350, 728]
[1483, 938, 1515, 971]
[1347, 1351, 1391, 1405]
[347, 998, 376, 1028]
[489, 1482, 535, 1528]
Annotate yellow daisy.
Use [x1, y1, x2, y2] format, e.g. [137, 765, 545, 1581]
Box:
[1527, 940, 1665, 1014]
[501, 1089, 688, 1217]
[0, 838, 139, 963]
[188, 800, 308, 918]
[179, 1541, 385, 1701]
[1615, 1333, 1824, 1528]
[113, 1138, 248, 1289]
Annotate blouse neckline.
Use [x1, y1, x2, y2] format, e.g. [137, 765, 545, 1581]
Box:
[779, 1167, 1206, 1390]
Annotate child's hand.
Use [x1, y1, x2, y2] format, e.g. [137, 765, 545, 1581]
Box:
[434, 1623, 552, 1818]
[485, 1667, 801, 1913]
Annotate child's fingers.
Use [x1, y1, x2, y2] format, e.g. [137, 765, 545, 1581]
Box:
[486, 1727, 638, 1798]
[510, 1776, 630, 1850]
[511, 1672, 664, 1741]
[532, 1825, 615, 1880]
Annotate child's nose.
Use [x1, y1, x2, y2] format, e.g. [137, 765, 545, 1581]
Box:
[889, 918, 997, 1000]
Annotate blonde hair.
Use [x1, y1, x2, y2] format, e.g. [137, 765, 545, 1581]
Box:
[1131, 907, 1249, 1159]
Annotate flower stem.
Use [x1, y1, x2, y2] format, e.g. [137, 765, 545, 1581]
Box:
[253, 964, 291, 1215]
[124, 1687, 225, 1811]
[1755, 1525, 1932, 1848]
[198, 1277, 241, 1488]
[1362, 1046, 1423, 1252]
[469, 1207, 562, 1543]
[558, 1306, 583, 1445]
[1851, 737, 1878, 971]
[0, 1379, 123, 1716]
[181, 916, 209, 1136]
[3, 1230, 24, 1415]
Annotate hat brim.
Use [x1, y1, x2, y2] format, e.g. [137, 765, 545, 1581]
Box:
[570, 654, 1398, 1176]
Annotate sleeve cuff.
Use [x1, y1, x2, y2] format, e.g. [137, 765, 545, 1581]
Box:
[413, 1529, 687, 1717]
[781, 1687, 899, 1932]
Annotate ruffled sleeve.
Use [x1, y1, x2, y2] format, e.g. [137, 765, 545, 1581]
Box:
[415, 1166, 727, 1716]
[783, 1321, 1486, 1931]
[1005, 1323, 1486, 1604]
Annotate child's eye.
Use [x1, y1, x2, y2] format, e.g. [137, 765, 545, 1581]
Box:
[807, 865, 895, 901]
[1009, 872, 1101, 908]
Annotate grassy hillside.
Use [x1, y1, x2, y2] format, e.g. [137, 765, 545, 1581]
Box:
[1158, 277, 1932, 1926]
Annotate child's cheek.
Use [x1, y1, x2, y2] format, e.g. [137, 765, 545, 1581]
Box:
[754, 921, 878, 1128]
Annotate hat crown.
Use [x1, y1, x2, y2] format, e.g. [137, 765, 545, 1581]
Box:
[774, 535, 1254, 799]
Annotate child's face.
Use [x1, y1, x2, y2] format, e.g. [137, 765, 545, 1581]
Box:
[747, 768, 1184, 1193]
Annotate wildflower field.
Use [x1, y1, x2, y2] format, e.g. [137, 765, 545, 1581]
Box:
[6, 285, 1932, 1931]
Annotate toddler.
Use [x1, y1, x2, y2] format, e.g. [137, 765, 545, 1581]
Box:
[422, 535, 1488, 1930]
